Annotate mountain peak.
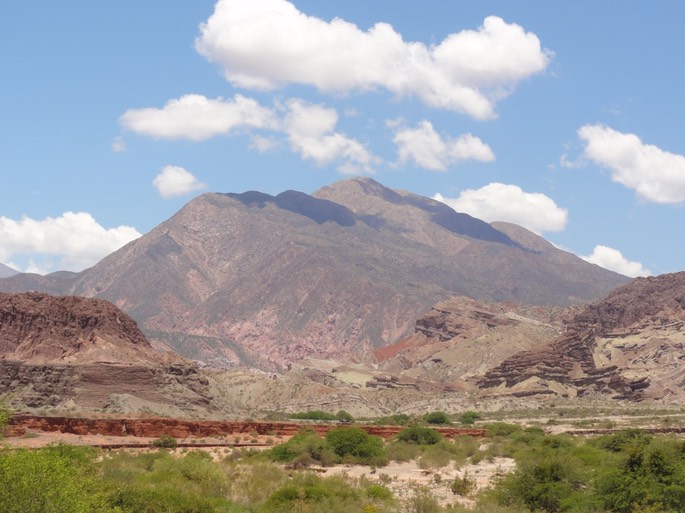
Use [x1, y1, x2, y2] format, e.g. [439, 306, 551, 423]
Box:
[315, 178, 517, 247]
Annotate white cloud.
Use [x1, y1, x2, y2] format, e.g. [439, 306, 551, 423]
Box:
[0, 212, 141, 274]
[195, 0, 551, 119]
[434, 183, 567, 234]
[120, 94, 278, 141]
[283, 99, 378, 174]
[111, 136, 127, 152]
[393, 120, 494, 171]
[581, 245, 650, 277]
[578, 124, 685, 204]
[153, 165, 207, 198]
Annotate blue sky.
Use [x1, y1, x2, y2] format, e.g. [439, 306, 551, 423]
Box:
[1, 1, 684, 277]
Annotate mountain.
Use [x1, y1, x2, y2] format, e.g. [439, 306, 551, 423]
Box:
[0, 263, 18, 278]
[0, 178, 629, 370]
[478, 272, 685, 402]
[0, 292, 213, 414]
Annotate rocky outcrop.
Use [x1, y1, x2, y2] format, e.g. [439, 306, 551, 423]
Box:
[0, 292, 213, 414]
[0, 292, 164, 365]
[374, 296, 564, 383]
[479, 273, 685, 401]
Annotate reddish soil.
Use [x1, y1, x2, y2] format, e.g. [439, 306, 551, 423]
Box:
[6, 415, 485, 441]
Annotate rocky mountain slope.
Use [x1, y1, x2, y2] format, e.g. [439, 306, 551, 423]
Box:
[373, 296, 568, 386]
[0, 263, 18, 278]
[478, 272, 685, 402]
[0, 178, 628, 370]
[0, 292, 213, 415]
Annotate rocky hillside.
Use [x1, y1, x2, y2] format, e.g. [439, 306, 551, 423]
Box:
[0, 263, 17, 278]
[373, 296, 568, 385]
[0, 292, 213, 415]
[0, 178, 628, 370]
[478, 272, 685, 402]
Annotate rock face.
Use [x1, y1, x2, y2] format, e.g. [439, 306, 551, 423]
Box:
[479, 272, 685, 402]
[374, 296, 566, 384]
[0, 292, 157, 365]
[0, 292, 213, 414]
[0, 178, 628, 370]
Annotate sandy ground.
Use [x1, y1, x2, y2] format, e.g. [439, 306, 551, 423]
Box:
[322, 457, 515, 506]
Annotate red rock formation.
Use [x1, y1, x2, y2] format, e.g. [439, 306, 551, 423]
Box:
[7, 415, 485, 440]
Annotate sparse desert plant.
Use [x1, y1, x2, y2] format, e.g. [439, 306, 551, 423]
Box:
[450, 470, 475, 497]
[401, 484, 442, 513]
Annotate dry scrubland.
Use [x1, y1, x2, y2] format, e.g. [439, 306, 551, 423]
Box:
[3, 406, 685, 513]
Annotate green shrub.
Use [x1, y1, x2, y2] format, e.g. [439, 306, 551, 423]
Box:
[385, 440, 421, 462]
[325, 427, 385, 463]
[459, 411, 482, 425]
[336, 410, 355, 423]
[451, 470, 475, 496]
[0, 446, 106, 513]
[152, 434, 178, 449]
[366, 484, 393, 500]
[486, 422, 522, 437]
[398, 426, 442, 445]
[269, 429, 333, 466]
[424, 411, 451, 425]
[375, 413, 412, 426]
[290, 410, 337, 421]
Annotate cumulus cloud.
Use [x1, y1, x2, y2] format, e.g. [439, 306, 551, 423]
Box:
[578, 124, 685, 204]
[434, 183, 567, 234]
[153, 165, 207, 198]
[0, 212, 141, 273]
[195, 0, 551, 119]
[283, 99, 378, 174]
[120, 94, 278, 141]
[393, 120, 494, 171]
[581, 245, 650, 278]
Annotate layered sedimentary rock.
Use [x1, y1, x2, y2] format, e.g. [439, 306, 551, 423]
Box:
[479, 273, 685, 401]
[0, 292, 213, 414]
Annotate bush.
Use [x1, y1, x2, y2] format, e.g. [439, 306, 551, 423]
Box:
[290, 410, 337, 421]
[459, 411, 482, 425]
[325, 427, 385, 462]
[375, 413, 413, 426]
[269, 429, 334, 466]
[152, 434, 178, 448]
[0, 446, 105, 513]
[398, 426, 442, 445]
[486, 422, 522, 437]
[336, 410, 355, 423]
[424, 411, 451, 425]
[451, 471, 475, 496]
[366, 484, 393, 500]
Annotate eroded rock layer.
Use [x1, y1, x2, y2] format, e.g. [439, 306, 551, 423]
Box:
[479, 273, 685, 401]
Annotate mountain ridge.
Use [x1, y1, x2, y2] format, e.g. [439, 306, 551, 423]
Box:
[0, 178, 629, 370]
